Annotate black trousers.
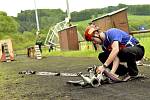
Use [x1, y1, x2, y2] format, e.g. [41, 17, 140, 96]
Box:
[98, 45, 145, 76]
[36, 43, 42, 53]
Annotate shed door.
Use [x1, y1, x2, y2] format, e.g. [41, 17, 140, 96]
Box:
[111, 11, 129, 33]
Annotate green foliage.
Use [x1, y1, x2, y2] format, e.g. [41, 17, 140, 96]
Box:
[0, 32, 4, 40]
[0, 11, 7, 16]
[0, 32, 36, 50]
[17, 9, 65, 33]
[14, 4, 150, 34]
[128, 5, 150, 15]
[12, 32, 36, 50]
[71, 9, 103, 22]
[71, 4, 150, 22]
[0, 11, 19, 33]
[1, 5, 150, 58]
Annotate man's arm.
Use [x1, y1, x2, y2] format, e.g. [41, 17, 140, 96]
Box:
[111, 56, 120, 74]
[104, 41, 119, 67]
[96, 41, 120, 74]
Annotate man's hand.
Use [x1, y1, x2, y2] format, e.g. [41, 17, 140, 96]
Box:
[96, 65, 105, 74]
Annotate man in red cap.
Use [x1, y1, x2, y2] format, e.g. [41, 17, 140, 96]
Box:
[84, 24, 145, 80]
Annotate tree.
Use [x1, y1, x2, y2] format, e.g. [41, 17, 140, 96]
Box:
[0, 11, 19, 33]
[17, 9, 65, 33]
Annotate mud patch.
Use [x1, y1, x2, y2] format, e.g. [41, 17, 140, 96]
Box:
[0, 55, 150, 100]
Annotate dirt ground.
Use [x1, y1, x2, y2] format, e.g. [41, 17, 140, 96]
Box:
[0, 55, 150, 100]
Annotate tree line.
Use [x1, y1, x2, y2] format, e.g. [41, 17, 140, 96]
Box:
[1, 4, 150, 34]
[71, 4, 150, 21]
[0, 11, 19, 33]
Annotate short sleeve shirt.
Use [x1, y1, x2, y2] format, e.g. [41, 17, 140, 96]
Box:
[102, 28, 139, 51]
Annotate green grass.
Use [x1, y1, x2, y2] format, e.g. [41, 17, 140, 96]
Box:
[73, 19, 90, 36]
[43, 50, 99, 57]
[134, 33, 150, 58]
[128, 15, 150, 31]
[128, 15, 150, 21]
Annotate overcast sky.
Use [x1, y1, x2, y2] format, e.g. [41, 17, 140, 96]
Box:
[0, 0, 150, 17]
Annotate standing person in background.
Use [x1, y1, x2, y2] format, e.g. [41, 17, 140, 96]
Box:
[48, 41, 54, 52]
[36, 35, 43, 53]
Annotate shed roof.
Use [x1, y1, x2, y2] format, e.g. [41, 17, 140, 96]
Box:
[92, 7, 128, 22]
